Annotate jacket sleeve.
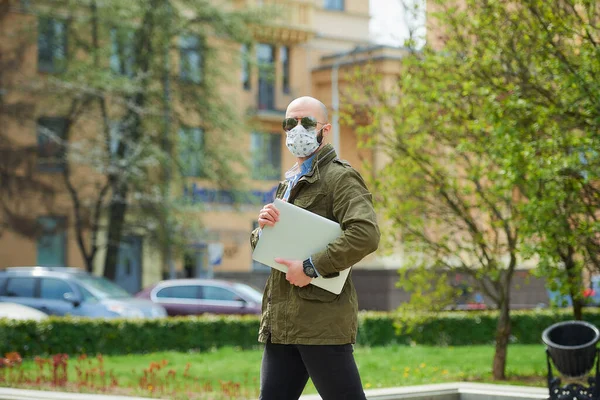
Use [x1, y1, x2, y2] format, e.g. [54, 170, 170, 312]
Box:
[310, 167, 380, 276]
[250, 227, 261, 251]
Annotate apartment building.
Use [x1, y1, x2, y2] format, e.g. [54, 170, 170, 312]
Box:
[0, 0, 399, 295]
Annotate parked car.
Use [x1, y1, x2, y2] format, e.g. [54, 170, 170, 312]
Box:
[136, 279, 263, 316]
[0, 302, 48, 321]
[0, 266, 166, 318]
[546, 276, 600, 308]
[444, 284, 488, 311]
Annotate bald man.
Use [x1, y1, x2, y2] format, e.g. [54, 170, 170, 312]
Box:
[250, 96, 380, 400]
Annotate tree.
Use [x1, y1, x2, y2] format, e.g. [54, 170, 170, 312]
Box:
[345, 0, 600, 379]
[429, 0, 600, 320]
[1, 0, 264, 277]
[345, 51, 524, 380]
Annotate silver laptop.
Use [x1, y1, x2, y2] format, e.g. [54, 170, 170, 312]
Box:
[252, 199, 349, 295]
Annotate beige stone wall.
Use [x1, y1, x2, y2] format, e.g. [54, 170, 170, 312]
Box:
[0, 0, 382, 282]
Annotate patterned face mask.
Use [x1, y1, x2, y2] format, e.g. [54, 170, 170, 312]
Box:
[285, 125, 323, 158]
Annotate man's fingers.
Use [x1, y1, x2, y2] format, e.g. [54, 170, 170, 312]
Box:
[265, 203, 280, 213]
[275, 257, 289, 266]
[263, 207, 279, 221]
[260, 217, 276, 227]
[257, 203, 281, 229]
[258, 204, 279, 225]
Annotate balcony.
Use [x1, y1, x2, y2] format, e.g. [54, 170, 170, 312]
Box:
[233, 0, 316, 44]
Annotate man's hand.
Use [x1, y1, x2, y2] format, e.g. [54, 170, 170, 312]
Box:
[275, 258, 312, 287]
[257, 203, 280, 229]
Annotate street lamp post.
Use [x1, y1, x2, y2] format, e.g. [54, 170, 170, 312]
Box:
[331, 61, 340, 155]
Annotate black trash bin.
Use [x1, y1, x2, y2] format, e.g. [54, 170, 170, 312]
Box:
[542, 320, 600, 378]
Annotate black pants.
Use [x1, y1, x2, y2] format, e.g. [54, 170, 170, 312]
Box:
[259, 340, 367, 400]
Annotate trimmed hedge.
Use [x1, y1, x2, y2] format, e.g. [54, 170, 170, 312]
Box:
[2, 308, 599, 357]
[357, 308, 600, 346]
[0, 315, 260, 357]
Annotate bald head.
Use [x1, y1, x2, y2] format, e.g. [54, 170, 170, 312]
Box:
[286, 96, 329, 124]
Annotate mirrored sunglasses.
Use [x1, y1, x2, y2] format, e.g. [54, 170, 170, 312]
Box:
[282, 116, 325, 132]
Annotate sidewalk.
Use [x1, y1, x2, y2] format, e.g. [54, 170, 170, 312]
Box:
[0, 382, 549, 400]
[0, 388, 152, 400]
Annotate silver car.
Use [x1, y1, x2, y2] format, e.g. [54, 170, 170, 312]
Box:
[0, 302, 48, 320]
[0, 266, 166, 318]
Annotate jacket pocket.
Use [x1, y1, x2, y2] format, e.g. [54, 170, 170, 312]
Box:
[297, 284, 339, 303]
[293, 190, 327, 212]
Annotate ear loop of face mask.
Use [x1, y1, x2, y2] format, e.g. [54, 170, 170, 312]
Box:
[316, 127, 324, 144]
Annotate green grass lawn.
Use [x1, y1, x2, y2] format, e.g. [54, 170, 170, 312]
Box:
[3, 344, 548, 399]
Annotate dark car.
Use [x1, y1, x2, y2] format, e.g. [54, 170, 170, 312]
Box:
[135, 279, 263, 316]
[0, 266, 166, 318]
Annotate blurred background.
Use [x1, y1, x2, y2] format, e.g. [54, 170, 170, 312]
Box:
[1, 0, 574, 316]
[1, 0, 599, 394]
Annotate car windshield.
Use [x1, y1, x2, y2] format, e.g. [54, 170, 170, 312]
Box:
[76, 275, 132, 299]
[233, 283, 263, 304]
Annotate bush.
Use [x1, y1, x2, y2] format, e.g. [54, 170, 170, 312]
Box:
[3, 308, 600, 357]
[357, 308, 600, 346]
[0, 315, 261, 357]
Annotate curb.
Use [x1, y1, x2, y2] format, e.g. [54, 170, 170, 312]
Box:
[0, 382, 549, 400]
[300, 382, 549, 400]
[0, 388, 152, 400]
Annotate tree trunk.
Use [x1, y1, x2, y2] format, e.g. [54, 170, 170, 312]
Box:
[493, 298, 511, 380]
[563, 245, 583, 320]
[103, 184, 128, 280]
[102, 3, 156, 280]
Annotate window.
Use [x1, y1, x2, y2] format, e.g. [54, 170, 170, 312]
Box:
[110, 28, 135, 76]
[37, 117, 67, 172]
[76, 275, 130, 299]
[324, 0, 344, 10]
[75, 283, 97, 302]
[233, 282, 263, 303]
[36, 216, 67, 267]
[251, 132, 281, 180]
[257, 44, 275, 110]
[156, 285, 199, 299]
[40, 278, 73, 300]
[178, 127, 205, 177]
[241, 44, 251, 90]
[281, 46, 290, 94]
[38, 16, 67, 72]
[180, 35, 202, 84]
[5, 278, 37, 298]
[201, 286, 239, 302]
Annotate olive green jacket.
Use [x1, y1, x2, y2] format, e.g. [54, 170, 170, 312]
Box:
[250, 144, 380, 345]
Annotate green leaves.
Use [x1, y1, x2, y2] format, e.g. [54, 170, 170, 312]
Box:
[4, 0, 264, 271]
[347, 0, 600, 312]
[345, 0, 600, 377]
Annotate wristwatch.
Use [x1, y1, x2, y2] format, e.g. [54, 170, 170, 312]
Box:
[302, 259, 318, 278]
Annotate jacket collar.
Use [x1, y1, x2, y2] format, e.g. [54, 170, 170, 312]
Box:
[301, 144, 337, 183]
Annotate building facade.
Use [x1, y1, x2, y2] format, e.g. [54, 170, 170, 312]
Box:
[0, 0, 393, 295]
[0, 0, 553, 311]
